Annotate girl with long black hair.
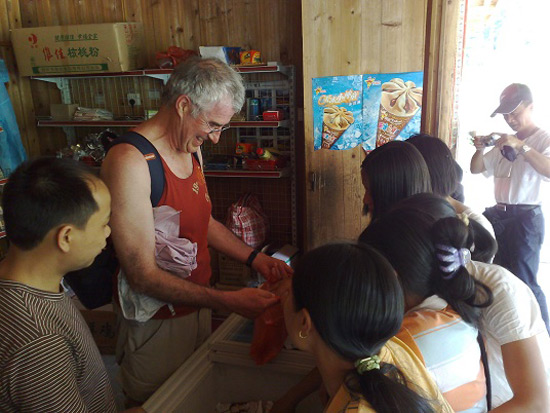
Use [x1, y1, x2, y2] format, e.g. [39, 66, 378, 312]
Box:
[282, 242, 452, 412]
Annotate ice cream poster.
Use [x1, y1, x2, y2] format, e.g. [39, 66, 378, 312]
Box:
[362, 72, 423, 151]
[312, 75, 363, 150]
[312, 72, 423, 151]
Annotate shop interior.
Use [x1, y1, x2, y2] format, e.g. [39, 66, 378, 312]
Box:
[1, 0, 549, 412]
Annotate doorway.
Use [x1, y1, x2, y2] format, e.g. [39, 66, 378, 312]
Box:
[456, 0, 550, 294]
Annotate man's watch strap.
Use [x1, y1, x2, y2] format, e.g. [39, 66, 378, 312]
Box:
[518, 144, 531, 155]
[246, 250, 260, 267]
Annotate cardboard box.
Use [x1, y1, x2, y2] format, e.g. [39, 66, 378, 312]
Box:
[80, 310, 118, 354]
[50, 103, 79, 120]
[11, 22, 145, 76]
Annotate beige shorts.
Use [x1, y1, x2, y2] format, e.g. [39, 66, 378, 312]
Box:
[116, 308, 211, 403]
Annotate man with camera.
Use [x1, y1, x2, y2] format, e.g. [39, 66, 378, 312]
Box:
[471, 83, 550, 331]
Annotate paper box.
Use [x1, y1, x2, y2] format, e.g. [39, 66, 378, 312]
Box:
[80, 310, 117, 354]
[50, 103, 79, 120]
[11, 22, 145, 76]
[199, 46, 241, 65]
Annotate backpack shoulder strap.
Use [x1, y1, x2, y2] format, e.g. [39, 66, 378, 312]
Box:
[108, 132, 165, 206]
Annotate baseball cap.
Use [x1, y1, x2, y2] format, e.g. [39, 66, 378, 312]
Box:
[490, 83, 533, 117]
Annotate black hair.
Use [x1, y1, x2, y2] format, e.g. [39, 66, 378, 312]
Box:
[2, 157, 99, 250]
[361, 141, 432, 221]
[293, 242, 435, 413]
[359, 193, 493, 328]
[394, 193, 496, 264]
[407, 134, 458, 197]
[450, 161, 465, 202]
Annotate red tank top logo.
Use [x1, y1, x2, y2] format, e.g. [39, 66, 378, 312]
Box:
[192, 182, 199, 194]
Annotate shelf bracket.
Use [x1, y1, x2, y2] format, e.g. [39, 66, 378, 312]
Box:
[34, 77, 72, 104]
[145, 73, 171, 84]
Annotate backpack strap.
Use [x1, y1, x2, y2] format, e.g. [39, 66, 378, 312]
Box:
[108, 131, 165, 206]
[107, 132, 201, 207]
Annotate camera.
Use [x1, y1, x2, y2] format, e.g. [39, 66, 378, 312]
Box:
[480, 134, 500, 147]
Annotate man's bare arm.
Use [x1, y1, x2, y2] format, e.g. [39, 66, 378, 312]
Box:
[101, 145, 278, 318]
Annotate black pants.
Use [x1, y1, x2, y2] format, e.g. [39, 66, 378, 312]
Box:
[484, 205, 549, 332]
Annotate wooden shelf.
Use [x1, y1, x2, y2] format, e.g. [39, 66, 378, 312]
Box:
[30, 69, 173, 80]
[204, 168, 289, 178]
[36, 119, 289, 128]
[37, 119, 143, 127]
[229, 120, 288, 128]
[30, 64, 289, 82]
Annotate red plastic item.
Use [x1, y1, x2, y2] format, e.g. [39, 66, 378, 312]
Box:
[262, 110, 284, 121]
[243, 158, 286, 171]
[250, 278, 291, 365]
[155, 46, 198, 68]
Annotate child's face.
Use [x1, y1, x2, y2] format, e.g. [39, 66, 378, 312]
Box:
[71, 179, 111, 270]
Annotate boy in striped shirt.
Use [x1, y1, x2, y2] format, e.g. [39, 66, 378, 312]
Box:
[0, 158, 140, 412]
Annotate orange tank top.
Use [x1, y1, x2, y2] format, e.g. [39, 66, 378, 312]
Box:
[153, 154, 212, 319]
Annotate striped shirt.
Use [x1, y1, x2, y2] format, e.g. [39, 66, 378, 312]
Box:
[0, 279, 116, 412]
[397, 295, 487, 412]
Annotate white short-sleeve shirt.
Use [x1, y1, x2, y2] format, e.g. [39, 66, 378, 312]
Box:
[467, 260, 550, 407]
[482, 128, 550, 204]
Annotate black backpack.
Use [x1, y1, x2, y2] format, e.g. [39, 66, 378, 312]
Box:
[64, 132, 199, 309]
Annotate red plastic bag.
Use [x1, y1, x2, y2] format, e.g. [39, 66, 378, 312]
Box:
[226, 193, 269, 249]
[250, 278, 291, 365]
[155, 46, 197, 68]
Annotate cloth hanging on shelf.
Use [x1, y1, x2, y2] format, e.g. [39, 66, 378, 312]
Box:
[0, 59, 26, 176]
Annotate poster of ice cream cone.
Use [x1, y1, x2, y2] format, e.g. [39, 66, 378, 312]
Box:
[362, 72, 423, 151]
[312, 75, 363, 150]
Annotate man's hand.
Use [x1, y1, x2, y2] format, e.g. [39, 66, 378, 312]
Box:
[472, 135, 488, 151]
[252, 252, 294, 283]
[225, 288, 280, 319]
[495, 133, 523, 150]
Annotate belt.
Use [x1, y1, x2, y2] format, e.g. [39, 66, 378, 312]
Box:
[495, 203, 540, 213]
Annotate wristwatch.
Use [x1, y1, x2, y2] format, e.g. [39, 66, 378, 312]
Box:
[518, 144, 531, 156]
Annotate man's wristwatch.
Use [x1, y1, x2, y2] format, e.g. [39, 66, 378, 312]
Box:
[518, 144, 531, 156]
[246, 249, 260, 267]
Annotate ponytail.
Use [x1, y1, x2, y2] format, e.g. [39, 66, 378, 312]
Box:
[346, 362, 435, 413]
[431, 216, 493, 327]
[360, 198, 494, 329]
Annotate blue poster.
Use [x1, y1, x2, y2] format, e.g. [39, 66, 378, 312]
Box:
[362, 72, 423, 151]
[312, 72, 423, 151]
[312, 75, 363, 150]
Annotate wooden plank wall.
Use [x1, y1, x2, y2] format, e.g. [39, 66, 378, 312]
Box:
[0, 0, 303, 157]
[301, 0, 428, 249]
[423, 0, 462, 150]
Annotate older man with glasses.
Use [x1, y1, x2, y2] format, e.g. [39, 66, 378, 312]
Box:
[471, 83, 550, 332]
[101, 57, 292, 406]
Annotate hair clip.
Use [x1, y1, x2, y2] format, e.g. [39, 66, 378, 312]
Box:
[456, 212, 470, 226]
[435, 244, 471, 278]
[355, 354, 381, 374]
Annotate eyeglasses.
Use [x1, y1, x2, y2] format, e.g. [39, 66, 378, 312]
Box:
[203, 117, 231, 135]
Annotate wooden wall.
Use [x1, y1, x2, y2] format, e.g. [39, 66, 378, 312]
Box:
[301, 0, 429, 249]
[0, 0, 303, 157]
